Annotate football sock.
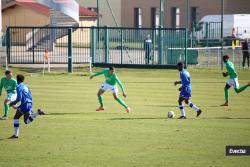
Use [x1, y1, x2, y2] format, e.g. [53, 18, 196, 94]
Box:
[14, 119, 20, 137]
[179, 104, 186, 117]
[25, 112, 38, 124]
[98, 95, 103, 107]
[115, 98, 128, 109]
[188, 102, 200, 112]
[4, 103, 9, 117]
[234, 85, 249, 93]
[224, 88, 229, 101]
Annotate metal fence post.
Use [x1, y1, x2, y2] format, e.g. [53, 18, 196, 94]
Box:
[120, 28, 123, 64]
[191, 22, 195, 47]
[205, 22, 209, 47]
[158, 27, 163, 65]
[91, 27, 96, 63]
[68, 28, 73, 73]
[104, 26, 109, 63]
[152, 29, 156, 64]
[6, 27, 11, 64]
[221, 0, 224, 70]
[185, 28, 188, 68]
[32, 28, 35, 64]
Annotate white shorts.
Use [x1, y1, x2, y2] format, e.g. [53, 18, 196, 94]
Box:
[226, 78, 239, 88]
[5, 93, 17, 102]
[100, 83, 118, 93]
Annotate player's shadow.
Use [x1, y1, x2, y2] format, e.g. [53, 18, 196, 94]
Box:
[48, 112, 122, 115]
[0, 137, 18, 141]
[145, 105, 220, 108]
[48, 112, 95, 115]
[124, 81, 224, 84]
[145, 105, 179, 108]
[203, 117, 250, 120]
[110, 117, 166, 121]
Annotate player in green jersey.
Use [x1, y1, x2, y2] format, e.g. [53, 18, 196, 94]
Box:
[221, 55, 250, 106]
[0, 70, 18, 119]
[90, 67, 131, 113]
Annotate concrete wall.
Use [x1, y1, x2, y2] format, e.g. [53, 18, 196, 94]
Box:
[2, 5, 50, 44]
[2, 5, 49, 32]
[76, 0, 121, 27]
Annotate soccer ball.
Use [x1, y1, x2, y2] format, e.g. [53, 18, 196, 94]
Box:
[167, 111, 175, 119]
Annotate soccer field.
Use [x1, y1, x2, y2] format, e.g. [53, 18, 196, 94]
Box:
[0, 67, 249, 167]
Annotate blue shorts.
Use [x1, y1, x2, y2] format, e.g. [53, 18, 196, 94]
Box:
[180, 87, 191, 99]
[17, 103, 32, 114]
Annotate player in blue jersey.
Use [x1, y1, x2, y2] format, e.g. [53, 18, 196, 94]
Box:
[174, 62, 202, 119]
[9, 74, 45, 139]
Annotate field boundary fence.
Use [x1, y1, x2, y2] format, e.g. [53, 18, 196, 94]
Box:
[2, 26, 246, 70]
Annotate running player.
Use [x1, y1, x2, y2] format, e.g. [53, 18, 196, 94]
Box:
[174, 62, 202, 119]
[0, 70, 17, 120]
[221, 55, 250, 106]
[9, 74, 45, 139]
[90, 67, 131, 113]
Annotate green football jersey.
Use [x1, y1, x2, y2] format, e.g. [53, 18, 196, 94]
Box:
[92, 68, 125, 92]
[0, 77, 17, 95]
[225, 60, 237, 79]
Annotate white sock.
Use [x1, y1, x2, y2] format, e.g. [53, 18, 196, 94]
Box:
[188, 102, 200, 112]
[33, 112, 39, 118]
[179, 104, 186, 117]
[25, 112, 38, 124]
[14, 119, 20, 137]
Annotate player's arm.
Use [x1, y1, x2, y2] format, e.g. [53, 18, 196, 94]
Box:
[0, 79, 3, 96]
[9, 87, 21, 107]
[90, 70, 105, 79]
[116, 76, 127, 97]
[222, 72, 228, 77]
[174, 81, 181, 86]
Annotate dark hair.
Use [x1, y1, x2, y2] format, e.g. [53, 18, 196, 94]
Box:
[223, 55, 230, 60]
[177, 62, 184, 67]
[5, 70, 11, 75]
[16, 74, 25, 84]
[109, 66, 115, 70]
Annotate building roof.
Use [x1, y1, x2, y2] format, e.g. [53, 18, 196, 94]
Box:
[2, 0, 97, 17]
[79, 7, 97, 17]
[17, 0, 50, 16]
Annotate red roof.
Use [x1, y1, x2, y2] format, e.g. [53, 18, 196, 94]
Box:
[4, 0, 97, 17]
[79, 7, 97, 17]
[16, 0, 50, 16]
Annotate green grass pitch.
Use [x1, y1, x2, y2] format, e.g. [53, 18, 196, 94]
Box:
[0, 67, 249, 167]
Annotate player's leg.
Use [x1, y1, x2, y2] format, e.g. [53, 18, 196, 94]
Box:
[2, 93, 17, 119]
[112, 85, 130, 113]
[23, 102, 45, 124]
[23, 110, 42, 124]
[178, 96, 186, 119]
[112, 91, 130, 113]
[96, 86, 105, 111]
[1, 94, 11, 119]
[2, 99, 10, 119]
[234, 85, 249, 93]
[233, 78, 249, 94]
[184, 99, 202, 117]
[9, 110, 23, 139]
[223, 84, 230, 106]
